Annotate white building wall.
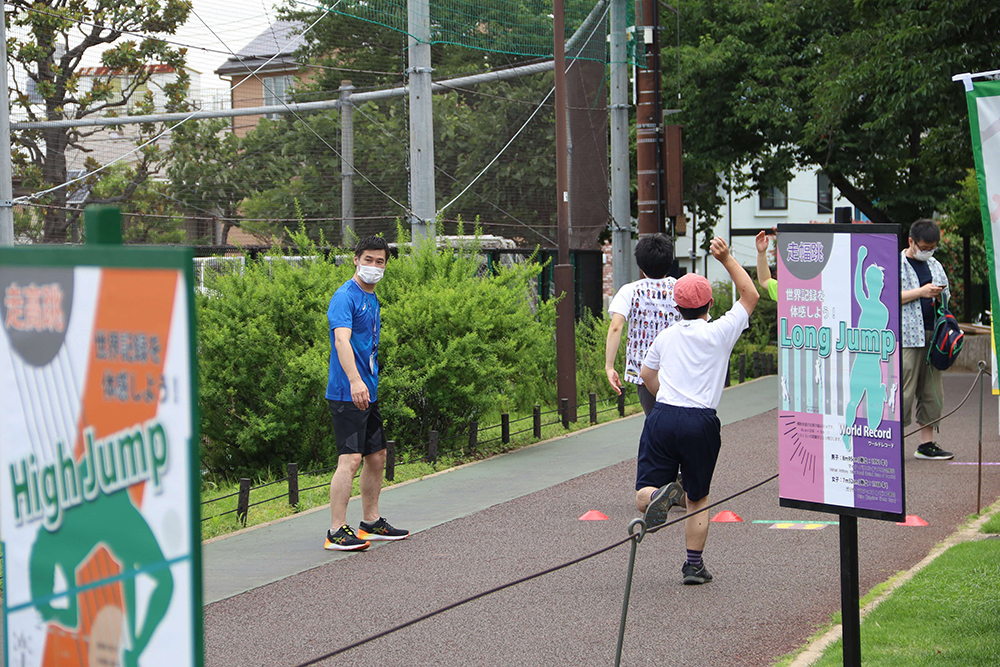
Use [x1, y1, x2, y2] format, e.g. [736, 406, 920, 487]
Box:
[673, 168, 855, 286]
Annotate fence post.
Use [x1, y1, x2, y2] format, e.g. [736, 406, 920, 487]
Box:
[468, 421, 478, 452]
[561, 398, 570, 429]
[385, 440, 396, 481]
[287, 463, 299, 507]
[428, 430, 438, 463]
[618, 392, 625, 417]
[752, 351, 761, 378]
[237, 478, 251, 527]
[501, 413, 510, 444]
[533, 404, 541, 438]
[739, 353, 746, 384]
[771, 354, 777, 375]
[589, 393, 598, 424]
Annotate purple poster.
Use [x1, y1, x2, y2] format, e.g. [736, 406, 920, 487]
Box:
[777, 225, 905, 521]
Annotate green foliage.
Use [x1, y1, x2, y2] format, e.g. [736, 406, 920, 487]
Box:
[710, 278, 777, 381]
[935, 170, 991, 319]
[197, 245, 345, 476]
[575, 311, 624, 407]
[375, 234, 558, 448]
[9, 1, 192, 242]
[665, 0, 1000, 225]
[812, 540, 1000, 666]
[89, 163, 185, 244]
[981, 512, 1000, 534]
[197, 232, 581, 477]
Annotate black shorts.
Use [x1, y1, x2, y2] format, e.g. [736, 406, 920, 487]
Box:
[635, 403, 721, 502]
[328, 400, 387, 457]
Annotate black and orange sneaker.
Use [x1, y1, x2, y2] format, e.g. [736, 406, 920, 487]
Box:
[358, 517, 409, 541]
[324, 525, 370, 551]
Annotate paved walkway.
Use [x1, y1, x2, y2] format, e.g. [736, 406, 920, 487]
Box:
[201, 372, 999, 667]
[203, 377, 780, 603]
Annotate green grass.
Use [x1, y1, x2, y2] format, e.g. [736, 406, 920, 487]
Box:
[979, 512, 1000, 534]
[200, 397, 645, 541]
[771, 573, 906, 667]
[809, 539, 1000, 667]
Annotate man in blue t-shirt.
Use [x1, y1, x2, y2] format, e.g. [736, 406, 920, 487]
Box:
[324, 236, 409, 551]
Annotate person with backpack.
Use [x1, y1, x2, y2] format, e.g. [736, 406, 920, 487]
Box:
[900, 219, 953, 460]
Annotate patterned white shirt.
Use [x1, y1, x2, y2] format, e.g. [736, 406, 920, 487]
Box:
[900, 251, 950, 348]
[608, 277, 680, 384]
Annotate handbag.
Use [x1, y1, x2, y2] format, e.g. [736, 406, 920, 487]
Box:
[927, 294, 964, 371]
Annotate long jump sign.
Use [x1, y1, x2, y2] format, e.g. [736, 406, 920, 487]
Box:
[776, 224, 905, 522]
[0, 210, 202, 666]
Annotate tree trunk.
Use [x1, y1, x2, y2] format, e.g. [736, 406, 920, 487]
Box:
[824, 172, 889, 223]
[41, 126, 69, 242]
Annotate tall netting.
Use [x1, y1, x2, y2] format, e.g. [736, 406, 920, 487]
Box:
[7, 0, 634, 249]
[294, 0, 624, 64]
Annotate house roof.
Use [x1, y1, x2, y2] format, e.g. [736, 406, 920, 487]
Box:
[214, 20, 305, 77]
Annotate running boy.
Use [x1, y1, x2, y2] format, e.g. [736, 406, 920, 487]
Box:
[636, 237, 759, 585]
[605, 234, 680, 414]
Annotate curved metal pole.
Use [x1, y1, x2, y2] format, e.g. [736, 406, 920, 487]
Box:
[615, 518, 646, 667]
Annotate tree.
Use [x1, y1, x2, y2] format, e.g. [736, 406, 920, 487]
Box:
[7, 0, 190, 242]
[88, 161, 185, 244]
[665, 0, 1000, 225]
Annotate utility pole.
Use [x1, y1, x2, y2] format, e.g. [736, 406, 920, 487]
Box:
[634, 0, 663, 238]
[407, 0, 436, 243]
[340, 80, 355, 245]
[609, 0, 631, 292]
[1, 10, 14, 246]
[554, 0, 577, 422]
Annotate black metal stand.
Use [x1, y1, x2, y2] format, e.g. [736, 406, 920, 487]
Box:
[839, 514, 861, 666]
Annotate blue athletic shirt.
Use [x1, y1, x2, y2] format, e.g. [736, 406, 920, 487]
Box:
[326, 277, 381, 403]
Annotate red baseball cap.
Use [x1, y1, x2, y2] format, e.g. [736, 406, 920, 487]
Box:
[674, 273, 712, 309]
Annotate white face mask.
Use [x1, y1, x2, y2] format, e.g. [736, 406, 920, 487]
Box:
[357, 264, 385, 285]
[913, 248, 935, 261]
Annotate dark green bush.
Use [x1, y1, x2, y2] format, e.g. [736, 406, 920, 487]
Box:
[197, 231, 572, 477]
[197, 248, 348, 476]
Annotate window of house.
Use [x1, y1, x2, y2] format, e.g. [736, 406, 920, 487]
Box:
[817, 172, 833, 214]
[262, 75, 295, 120]
[759, 184, 788, 211]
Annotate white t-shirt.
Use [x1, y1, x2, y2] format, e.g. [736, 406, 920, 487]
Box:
[608, 277, 680, 384]
[642, 301, 750, 409]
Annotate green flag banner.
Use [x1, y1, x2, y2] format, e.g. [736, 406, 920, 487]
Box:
[961, 77, 1000, 368]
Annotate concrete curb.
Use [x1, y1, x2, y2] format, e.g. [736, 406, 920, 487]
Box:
[785, 498, 1000, 667]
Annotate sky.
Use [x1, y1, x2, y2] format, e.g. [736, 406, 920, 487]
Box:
[170, 0, 286, 95]
[68, 0, 294, 99]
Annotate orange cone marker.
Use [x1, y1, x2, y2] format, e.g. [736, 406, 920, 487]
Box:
[711, 510, 743, 523]
[579, 510, 610, 521]
[896, 515, 929, 526]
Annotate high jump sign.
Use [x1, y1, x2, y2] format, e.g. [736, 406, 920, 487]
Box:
[0, 208, 202, 666]
[776, 223, 905, 522]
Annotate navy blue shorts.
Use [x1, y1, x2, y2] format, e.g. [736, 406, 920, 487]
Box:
[635, 403, 721, 502]
[328, 400, 386, 457]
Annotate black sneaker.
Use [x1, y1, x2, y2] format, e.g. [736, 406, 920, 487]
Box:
[681, 562, 713, 585]
[643, 481, 684, 530]
[915, 442, 954, 460]
[358, 517, 409, 541]
[324, 525, 370, 551]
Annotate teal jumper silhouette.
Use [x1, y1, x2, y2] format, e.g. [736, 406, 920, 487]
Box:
[842, 246, 889, 450]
